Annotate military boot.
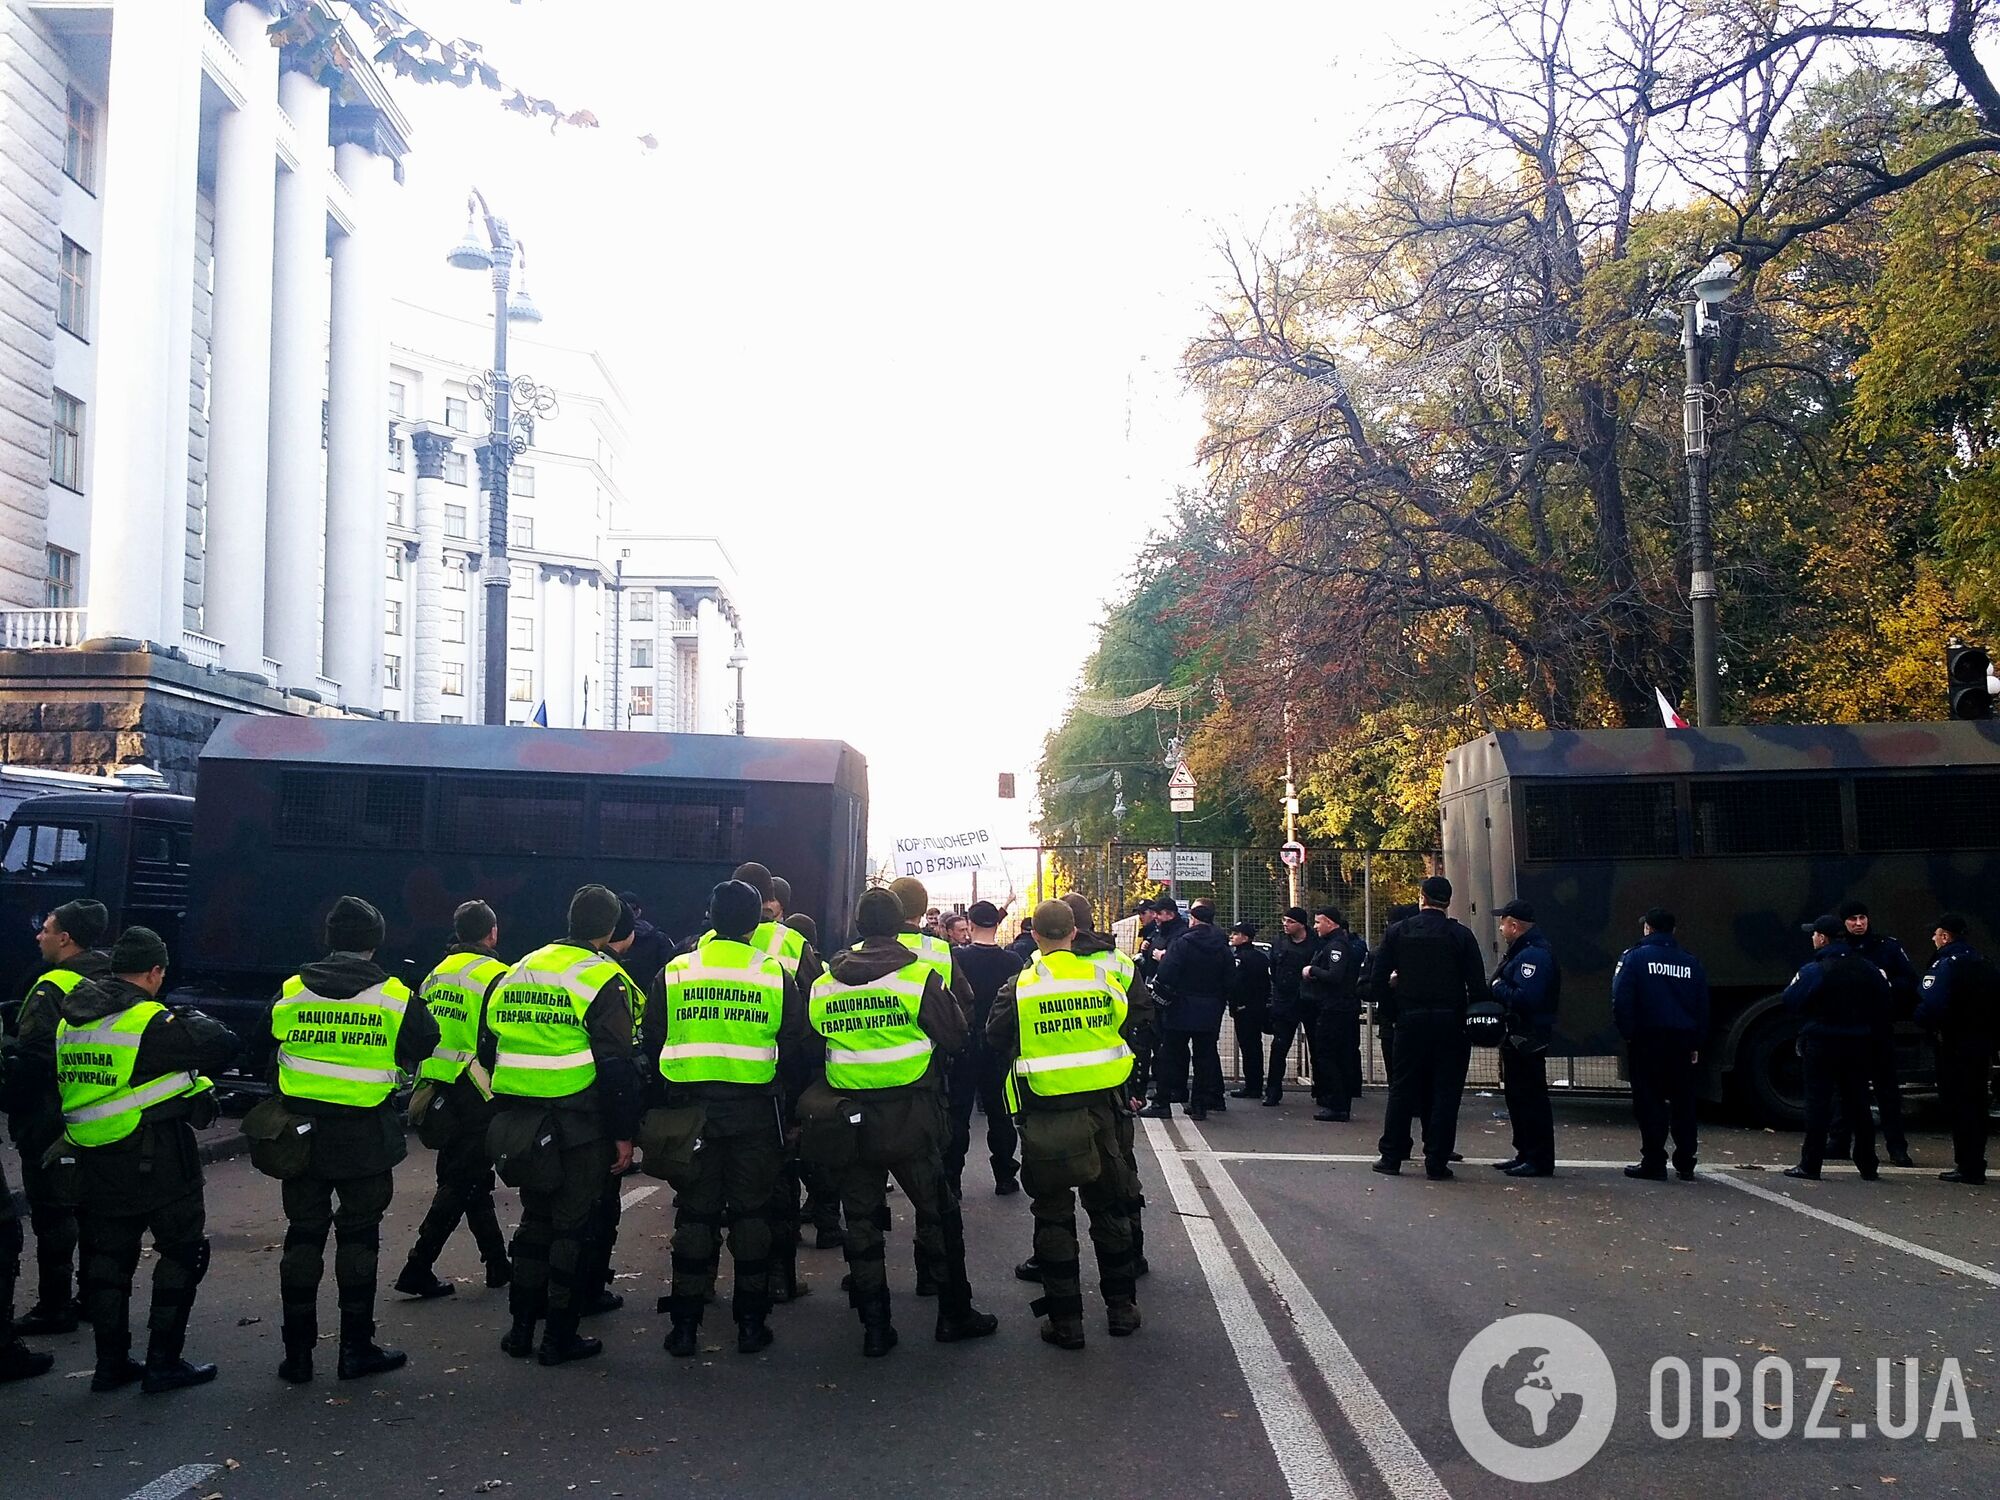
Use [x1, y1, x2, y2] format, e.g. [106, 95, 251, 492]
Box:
[335, 1312, 407, 1380]
[499, 1316, 538, 1358]
[859, 1290, 898, 1359]
[90, 1324, 145, 1392]
[141, 1305, 217, 1394]
[1106, 1300, 1142, 1338]
[393, 1263, 456, 1300]
[537, 1312, 603, 1366]
[736, 1316, 773, 1354]
[664, 1295, 702, 1357]
[277, 1314, 316, 1384]
[16, 1298, 80, 1337]
[1039, 1314, 1086, 1351]
[934, 1303, 999, 1344]
[0, 1338, 54, 1383]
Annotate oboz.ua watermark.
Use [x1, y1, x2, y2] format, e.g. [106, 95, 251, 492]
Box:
[1450, 1314, 1980, 1484]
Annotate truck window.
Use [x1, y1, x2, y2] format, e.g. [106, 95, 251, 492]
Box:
[1521, 782, 1677, 862]
[1854, 772, 2000, 852]
[0, 822, 93, 878]
[1689, 777, 1843, 856]
[436, 776, 585, 858]
[597, 786, 747, 863]
[276, 771, 426, 850]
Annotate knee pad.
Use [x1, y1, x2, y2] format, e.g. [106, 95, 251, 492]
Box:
[158, 1236, 210, 1283]
[335, 1224, 382, 1252]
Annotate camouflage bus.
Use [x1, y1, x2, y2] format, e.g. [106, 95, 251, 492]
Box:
[1440, 721, 2000, 1124]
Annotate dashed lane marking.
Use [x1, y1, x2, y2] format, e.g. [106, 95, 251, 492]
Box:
[620, 1184, 660, 1210]
[1141, 1115, 1357, 1500]
[1176, 1151, 1940, 1174]
[1707, 1167, 2000, 1288]
[121, 1464, 222, 1500]
[1181, 1119, 1454, 1500]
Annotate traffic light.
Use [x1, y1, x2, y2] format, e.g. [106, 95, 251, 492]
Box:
[1948, 641, 1994, 720]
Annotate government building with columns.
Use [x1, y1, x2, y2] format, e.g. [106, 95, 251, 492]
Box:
[0, 0, 745, 778]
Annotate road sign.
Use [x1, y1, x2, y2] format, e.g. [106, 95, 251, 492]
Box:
[1170, 795, 1194, 814]
[1147, 848, 1213, 882]
[1280, 840, 1307, 868]
[1168, 761, 1196, 793]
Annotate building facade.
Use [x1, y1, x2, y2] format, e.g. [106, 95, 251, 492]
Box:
[0, 0, 747, 734]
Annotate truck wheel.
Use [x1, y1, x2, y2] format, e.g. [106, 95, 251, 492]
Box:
[1735, 1014, 1807, 1129]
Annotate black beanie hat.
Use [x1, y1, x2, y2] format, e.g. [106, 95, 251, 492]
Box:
[110, 925, 169, 974]
[856, 887, 906, 938]
[568, 884, 621, 943]
[731, 862, 775, 901]
[51, 898, 109, 950]
[709, 880, 763, 940]
[769, 875, 792, 911]
[454, 900, 497, 944]
[326, 895, 386, 952]
[784, 912, 819, 945]
[1420, 875, 1453, 905]
[611, 900, 637, 943]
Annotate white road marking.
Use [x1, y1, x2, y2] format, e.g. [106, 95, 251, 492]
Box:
[1179, 1151, 1929, 1174]
[620, 1184, 660, 1210]
[1140, 1115, 1357, 1500]
[122, 1464, 221, 1500]
[1707, 1169, 2000, 1288]
[1182, 1120, 1454, 1500]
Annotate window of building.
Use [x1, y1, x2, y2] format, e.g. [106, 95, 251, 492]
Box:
[444, 556, 466, 590]
[511, 517, 534, 549]
[444, 450, 468, 486]
[511, 616, 533, 651]
[446, 395, 468, 430]
[57, 237, 88, 338]
[45, 546, 77, 608]
[632, 638, 652, 669]
[383, 654, 402, 690]
[511, 565, 534, 592]
[385, 544, 403, 580]
[51, 390, 82, 490]
[64, 88, 95, 191]
[513, 464, 535, 497]
[509, 668, 534, 702]
[444, 608, 465, 643]
[443, 662, 465, 697]
[386, 491, 404, 526]
[444, 502, 468, 539]
[388, 435, 405, 473]
[387, 381, 406, 418]
[380, 709, 400, 721]
[385, 599, 402, 636]
[630, 685, 654, 718]
[630, 589, 654, 621]
[441, 714, 463, 725]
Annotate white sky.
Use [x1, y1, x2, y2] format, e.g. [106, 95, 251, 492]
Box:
[381, 0, 1438, 896]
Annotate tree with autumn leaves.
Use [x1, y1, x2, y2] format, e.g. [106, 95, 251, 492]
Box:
[1041, 0, 2000, 853]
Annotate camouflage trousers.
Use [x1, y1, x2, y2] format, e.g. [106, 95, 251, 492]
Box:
[1026, 1102, 1139, 1322]
[835, 1149, 972, 1318]
[281, 1171, 393, 1343]
[668, 1101, 784, 1320]
[510, 1140, 613, 1322]
[80, 1189, 209, 1362]
[406, 1121, 510, 1275]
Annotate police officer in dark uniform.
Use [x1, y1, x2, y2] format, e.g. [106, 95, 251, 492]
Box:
[1613, 908, 1710, 1181]
[1263, 907, 1314, 1105]
[1782, 914, 1891, 1180]
[1226, 921, 1271, 1101]
[1305, 907, 1367, 1121]
[1917, 912, 1996, 1185]
[1370, 877, 1485, 1179]
[1490, 899, 1559, 1176]
[59, 928, 239, 1392]
[3, 897, 111, 1335]
[1825, 900, 1917, 1168]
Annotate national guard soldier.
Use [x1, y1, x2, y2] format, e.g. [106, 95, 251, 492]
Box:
[1370, 877, 1485, 1179]
[1826, 900, 1918, 1168]
[808, 887, 997, 1357]
[571, 900, 645, 1321]
[3, 898, 111, 1336]
[484, 885, 642, 1367]
[1490, 900, 1560, 1177]
[1782, 914, 1890, 1181]
[1916, 912, 1996, 1185]
[57, 927, 238, 1392]
[649, 880, 806, 1357]
[1612, 908, 1710, 1181]
[987, 900, 1147, 1351]
[394, 901, 513, 1299]
[267, 896, 437, 1383]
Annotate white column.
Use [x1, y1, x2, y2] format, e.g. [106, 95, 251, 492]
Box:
[407, 424, 451, 722]
[263, 65, 331, 689]
[322, 140, 394, 708]
[545, 568, 575, 728]
[85, 0, 204, 645]
[203, 1, 280, 673]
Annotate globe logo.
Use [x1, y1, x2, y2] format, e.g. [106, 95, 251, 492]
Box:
[1448, 1314, 1618, 1482]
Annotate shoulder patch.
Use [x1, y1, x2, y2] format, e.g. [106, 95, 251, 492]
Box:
[1518, 963, 1536, 979]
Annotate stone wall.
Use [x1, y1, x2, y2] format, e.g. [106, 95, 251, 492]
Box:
[0, 0, 62, 612]
[0, 645, 364, 792]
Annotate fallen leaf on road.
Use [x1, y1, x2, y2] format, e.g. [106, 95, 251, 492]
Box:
[615, 1447, 655, 1457]
[236, 1317, 260, 1327]
[225, 1459, 241, 1470]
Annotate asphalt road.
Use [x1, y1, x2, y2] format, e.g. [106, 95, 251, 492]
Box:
[5, 1091, 1997, 1499]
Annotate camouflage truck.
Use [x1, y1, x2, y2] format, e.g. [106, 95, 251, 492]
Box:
[1440, 721, 2000, 1124]
[0, 716, 868, 1078]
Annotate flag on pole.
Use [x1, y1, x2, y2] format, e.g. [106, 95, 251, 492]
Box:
[531, 701, 548, 728]
[1655, 687, 1689, 729]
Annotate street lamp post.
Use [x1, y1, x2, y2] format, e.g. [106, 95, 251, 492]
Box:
[1681, 253, 1739, 728]
[446, 191, 548, 726]
[728, 638, 748, 735]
